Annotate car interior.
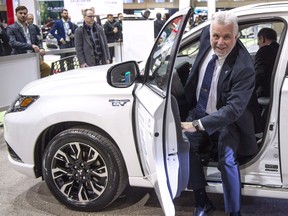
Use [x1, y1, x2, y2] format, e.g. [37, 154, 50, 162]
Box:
[170, 18, 285, 166]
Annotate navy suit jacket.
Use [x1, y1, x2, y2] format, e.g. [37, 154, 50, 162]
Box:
[50, 19, 75, 43]
[7, 22, 43, 55]
[184, 27, 260, 156]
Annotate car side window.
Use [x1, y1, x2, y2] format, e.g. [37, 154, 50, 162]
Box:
[239, 21, 284, 56]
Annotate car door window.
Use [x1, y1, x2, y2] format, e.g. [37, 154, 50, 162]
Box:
[146, 17, 185, 92]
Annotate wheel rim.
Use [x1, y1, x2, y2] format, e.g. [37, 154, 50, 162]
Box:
[50, 141, 108, 202]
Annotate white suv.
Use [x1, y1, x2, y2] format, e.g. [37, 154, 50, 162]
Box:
[4, 3, 288, 214]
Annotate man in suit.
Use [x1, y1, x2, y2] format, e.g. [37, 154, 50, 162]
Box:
[50, 9, 76, 58]
[255, 27, 279, 98]
[74, 8, 110, 67]
[181, 11, 259, 216]
[7, 6, 45, 55]
[103, 14, 118, 62]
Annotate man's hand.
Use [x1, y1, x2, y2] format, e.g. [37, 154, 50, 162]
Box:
[181, 122, 196, 133]
[32, 44, 39, 52]
[39, 49, 46, 56]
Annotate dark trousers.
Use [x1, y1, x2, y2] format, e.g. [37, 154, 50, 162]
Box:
[58, 41, 76, 72]
[109, 47, 114, 62]
[59, 41, 75, 58]
[185, 125, 241, 213]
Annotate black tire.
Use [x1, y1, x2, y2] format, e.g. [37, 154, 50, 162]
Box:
[42, 127, 128, 211]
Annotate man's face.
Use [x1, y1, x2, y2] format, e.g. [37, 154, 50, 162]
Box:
[144, 11, 150, 18]
[118, 14, 123, 21]
[27, 15, 34, 25]
[108, 15, 114, 22]
[16, 9, 28, 24]
[257, 36, 265, 48]
[210, 22, 237, 57]
[84, 10, 95, 25]
[61, 10, 69, 20]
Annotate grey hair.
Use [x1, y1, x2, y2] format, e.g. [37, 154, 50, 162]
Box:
[210, 11, 238, 36]
[83, 8, 94, 17]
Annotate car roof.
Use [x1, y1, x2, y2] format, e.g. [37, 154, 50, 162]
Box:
[182, 2, 288, 42]
[229, 1, 288, 16]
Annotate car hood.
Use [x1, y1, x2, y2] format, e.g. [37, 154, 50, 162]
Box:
[20, 64, 134, 96]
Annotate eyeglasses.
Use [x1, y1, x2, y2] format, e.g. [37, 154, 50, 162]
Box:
[86, 15, 96, 18]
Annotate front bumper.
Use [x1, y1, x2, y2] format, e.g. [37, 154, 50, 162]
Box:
[7, 154, 36, 178]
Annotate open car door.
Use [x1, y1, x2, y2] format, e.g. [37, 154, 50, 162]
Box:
[133, 7, 193, 215]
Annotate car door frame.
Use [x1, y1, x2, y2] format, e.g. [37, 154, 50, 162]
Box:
[132, 7, 194, 215]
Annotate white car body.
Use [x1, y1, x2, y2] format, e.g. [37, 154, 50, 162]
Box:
[6, 65, 152, 182]
[4, 2, 288, 214]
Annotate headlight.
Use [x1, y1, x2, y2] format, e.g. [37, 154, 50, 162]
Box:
[7, 95, 39, 113]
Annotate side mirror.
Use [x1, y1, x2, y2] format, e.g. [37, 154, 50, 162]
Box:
[107, 61, 140, 88]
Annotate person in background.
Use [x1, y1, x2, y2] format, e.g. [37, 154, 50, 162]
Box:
[7, 6, 49, 78]
[162, 13, 170, 23]
[27, 14, 42, 40]
[75, 8, 110, 68]
[114, 13, 123, 42]
[154, 12, 165, 38]
[1, 20, 8, 29]
[182, 11, 260, 216]
[50, 9, 76, 58]
[7, 6, 44, 55]
[254, 27, 279, 98]
[87, 7, 101, 26]
[103, 13, 118, 62]
[141, 9, 151, 20]
[27, 13, 50, 78]
[0, 21, 11, 56]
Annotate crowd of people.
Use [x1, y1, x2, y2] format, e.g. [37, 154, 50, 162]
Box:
[43, 8, 124, 66]
[1, 7, 173, 69]
[0, 8, 206, 63]
[0, 7, 125, 72]
[44, 8, 171, 67]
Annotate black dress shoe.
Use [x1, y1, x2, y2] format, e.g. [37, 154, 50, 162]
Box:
[193, 202, 216, 216]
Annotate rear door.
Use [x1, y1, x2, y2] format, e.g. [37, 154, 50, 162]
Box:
[133, 7, 193, 215]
